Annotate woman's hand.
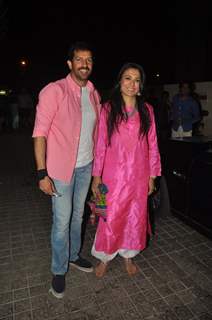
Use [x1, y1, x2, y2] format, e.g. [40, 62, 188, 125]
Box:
[92, 176, 102, 199]
[148, 177, 156, 195]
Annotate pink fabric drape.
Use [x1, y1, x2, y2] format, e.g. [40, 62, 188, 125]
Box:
[92, 103, 161, 254]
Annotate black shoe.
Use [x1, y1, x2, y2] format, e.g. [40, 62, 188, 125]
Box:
[49, 275, 65, 299]
[69, 256, 93, 273]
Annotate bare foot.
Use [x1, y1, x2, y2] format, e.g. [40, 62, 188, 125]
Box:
[124, 258, 138, 276]
[95, 262, 108, 278]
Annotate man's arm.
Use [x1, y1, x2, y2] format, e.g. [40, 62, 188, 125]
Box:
[32, 83, 61, 195]
[34, 136, 56, 195]
[34, 136, 47, 170]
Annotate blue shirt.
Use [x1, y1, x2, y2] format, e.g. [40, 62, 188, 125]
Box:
[171, 94, 200, 131]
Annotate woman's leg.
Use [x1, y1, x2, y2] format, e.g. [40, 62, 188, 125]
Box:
[95, 261, 108, 277]
[91, 237, 118, 277]
[124, 258, 138, 275]
[119, 249, 139, 275]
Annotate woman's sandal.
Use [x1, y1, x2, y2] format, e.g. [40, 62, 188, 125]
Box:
[95, 261, 108, 278]
[124, 258, 138, 276]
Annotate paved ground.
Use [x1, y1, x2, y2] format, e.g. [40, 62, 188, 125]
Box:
[0, 132, 212, 320]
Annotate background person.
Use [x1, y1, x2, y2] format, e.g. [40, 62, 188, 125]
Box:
[171, 82, 200, 138]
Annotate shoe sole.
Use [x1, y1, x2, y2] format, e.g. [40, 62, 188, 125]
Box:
[69, 263, 94, 273]
[49, 287, 64, 299]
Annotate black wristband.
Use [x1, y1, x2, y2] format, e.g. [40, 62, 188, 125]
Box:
[37, 169, 48, 181]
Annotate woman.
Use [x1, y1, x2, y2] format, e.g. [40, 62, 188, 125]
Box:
[91, 63, 161, 277]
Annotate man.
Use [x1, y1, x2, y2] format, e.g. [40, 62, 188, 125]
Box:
[171, 82, 200, 138]
[32, 42, 101, 298]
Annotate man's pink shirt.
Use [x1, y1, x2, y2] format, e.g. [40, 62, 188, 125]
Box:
[32, 74, 101, 183]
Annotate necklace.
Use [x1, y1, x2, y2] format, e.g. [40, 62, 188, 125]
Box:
[123, 107, 137, 117]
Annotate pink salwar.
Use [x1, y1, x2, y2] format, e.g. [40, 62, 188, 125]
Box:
[92, 103, 161, 256]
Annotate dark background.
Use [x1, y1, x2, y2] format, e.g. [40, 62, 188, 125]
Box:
[0, 1, 211, 93]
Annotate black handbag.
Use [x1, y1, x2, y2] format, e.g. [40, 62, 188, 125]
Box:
[148, 177, 161, 211]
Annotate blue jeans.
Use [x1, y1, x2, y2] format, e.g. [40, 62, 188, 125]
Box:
[51, 162, 92, 275]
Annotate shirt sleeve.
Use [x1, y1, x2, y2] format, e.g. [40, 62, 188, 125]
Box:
[32, 83, 61, 138]
[147, 103, 162, 177]
[92, 105, 109, 177]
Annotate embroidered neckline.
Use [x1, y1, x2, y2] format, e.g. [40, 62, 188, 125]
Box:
[123, 107, 137, 117]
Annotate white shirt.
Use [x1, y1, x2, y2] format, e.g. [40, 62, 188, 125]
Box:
[75, 87, 97, 168]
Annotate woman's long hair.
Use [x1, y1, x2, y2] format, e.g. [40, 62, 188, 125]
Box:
[106, 62, 151, 144]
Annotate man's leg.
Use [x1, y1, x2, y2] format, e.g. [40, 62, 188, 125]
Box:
[49, 177, 75, 298]
[51, 177, 75, 275]
[182, 130, 192, 137]
[171, 129, 180, 138]
[69, 162, 93, 271]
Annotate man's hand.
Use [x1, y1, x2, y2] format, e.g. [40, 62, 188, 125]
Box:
[39, 176, 56, 196]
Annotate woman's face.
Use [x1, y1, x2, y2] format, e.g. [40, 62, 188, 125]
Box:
[120, 68, 141, 98]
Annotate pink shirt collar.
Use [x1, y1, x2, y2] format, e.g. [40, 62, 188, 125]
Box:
[66, 74, 95, 95]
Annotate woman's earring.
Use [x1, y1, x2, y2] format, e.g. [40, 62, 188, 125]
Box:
[137, 92, 141, 96]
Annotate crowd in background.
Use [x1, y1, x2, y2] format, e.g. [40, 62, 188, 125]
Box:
[0, 82, 208, 138]
[0, 87, 35, 132]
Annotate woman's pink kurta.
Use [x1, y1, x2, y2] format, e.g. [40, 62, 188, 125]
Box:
[92, 103, 161, 254]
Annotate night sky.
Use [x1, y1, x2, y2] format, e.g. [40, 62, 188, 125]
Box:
[0, 1, 211, 93]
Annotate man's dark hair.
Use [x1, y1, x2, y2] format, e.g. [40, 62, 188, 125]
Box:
[178, 82, 194, 92]
[67, 41, 93, 61]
